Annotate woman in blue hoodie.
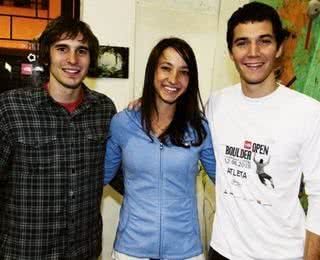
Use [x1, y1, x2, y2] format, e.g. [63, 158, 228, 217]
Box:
[104, 37, 216, 260]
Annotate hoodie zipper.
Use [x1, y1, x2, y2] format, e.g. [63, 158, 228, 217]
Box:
[159, 141, 164, 258]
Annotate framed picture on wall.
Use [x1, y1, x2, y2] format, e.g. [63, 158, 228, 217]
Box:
[89, 45, 129, 79]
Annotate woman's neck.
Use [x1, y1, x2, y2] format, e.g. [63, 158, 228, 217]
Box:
[151, 103, 175, 137]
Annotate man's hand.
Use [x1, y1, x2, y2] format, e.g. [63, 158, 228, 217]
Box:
[127, 98, 141, 111]
[304, 230, 320, 260]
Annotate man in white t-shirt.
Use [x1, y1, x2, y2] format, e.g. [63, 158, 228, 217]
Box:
[206, 2, 320, 260]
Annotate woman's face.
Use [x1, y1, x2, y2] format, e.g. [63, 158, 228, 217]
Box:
[153, 47, 189, 106]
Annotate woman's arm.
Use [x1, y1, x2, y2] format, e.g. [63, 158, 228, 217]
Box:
[200, 123, 216, 183]
[104, 117, 122, 185]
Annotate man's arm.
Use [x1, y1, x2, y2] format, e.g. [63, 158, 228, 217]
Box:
[127, 98, 141, 110]
[0, 123, 11, 213]
[301, 107, 320, 259]
[304, 230, 320, 260]
[0, 117, 11, 176]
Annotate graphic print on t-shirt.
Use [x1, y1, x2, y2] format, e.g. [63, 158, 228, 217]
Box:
[223, 139, 275, 206]
[253, 152, 274, 189]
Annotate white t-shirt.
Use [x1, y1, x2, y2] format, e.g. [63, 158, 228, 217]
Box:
[206, 84, 320, 260]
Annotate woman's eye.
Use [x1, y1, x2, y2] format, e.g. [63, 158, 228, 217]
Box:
[161, 66, 170, 71]
[180, 70, 189, 76]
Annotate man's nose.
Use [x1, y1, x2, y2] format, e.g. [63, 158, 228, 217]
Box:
[67, 51, 78, 64]
[248, 42, 260, 56]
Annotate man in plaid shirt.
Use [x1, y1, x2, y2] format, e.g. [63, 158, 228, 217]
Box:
[0, 16, 117, 259]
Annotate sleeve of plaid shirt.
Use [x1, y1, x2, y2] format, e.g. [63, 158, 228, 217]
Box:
[0, 120, 11, 181]
[0, 103, 11, 176]
[0, 130, 10, 173]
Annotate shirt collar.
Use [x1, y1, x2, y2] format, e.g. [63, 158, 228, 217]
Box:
[33, 83, 102, 108]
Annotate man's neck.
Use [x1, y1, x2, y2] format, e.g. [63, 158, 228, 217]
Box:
[241, 76, 278, 98]
[47, 82, 83, 103]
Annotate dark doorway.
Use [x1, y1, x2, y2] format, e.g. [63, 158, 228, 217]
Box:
[0, 49, 46, 94]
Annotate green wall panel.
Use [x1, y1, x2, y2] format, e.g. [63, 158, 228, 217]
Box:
[252, 0, 320, 101]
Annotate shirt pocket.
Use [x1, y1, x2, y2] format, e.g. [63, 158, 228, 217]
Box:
[17, 135, 57, 147]
[84, 128, 107, 144]
[82, 128, 107, 164]
[16, 134, 57, 173]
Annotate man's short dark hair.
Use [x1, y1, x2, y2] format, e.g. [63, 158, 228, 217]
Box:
[227, 2, 289, 52]
[38, 16, 99, 70]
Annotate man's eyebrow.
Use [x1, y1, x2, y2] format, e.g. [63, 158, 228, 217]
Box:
[233, 34, 274, 43]
[259, 34, 274, 39]
[52, 43, 89, 50]
[78, 46, 89, 50]
[233, 37, 248, 43]
[53, 43, 68, 48]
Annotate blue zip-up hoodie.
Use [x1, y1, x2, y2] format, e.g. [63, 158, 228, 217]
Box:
[104, 109, 216, 259]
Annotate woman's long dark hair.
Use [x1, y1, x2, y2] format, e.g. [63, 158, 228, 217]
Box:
[141, 37, 206, 147]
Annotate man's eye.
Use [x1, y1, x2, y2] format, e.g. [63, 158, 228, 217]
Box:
[259, 39, 272, 45]
[235, 41, 247, 47]
[78, 48, 89, 55]
[56, 47, 67, 52]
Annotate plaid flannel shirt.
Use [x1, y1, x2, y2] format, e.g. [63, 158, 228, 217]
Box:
[0, 85, 116, 260]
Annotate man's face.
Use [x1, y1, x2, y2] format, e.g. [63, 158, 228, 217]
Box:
[49, 33, 90, 90]
[230, 21, 282, 88]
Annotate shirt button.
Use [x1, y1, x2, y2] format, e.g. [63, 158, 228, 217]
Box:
[69, 190, 74, 198]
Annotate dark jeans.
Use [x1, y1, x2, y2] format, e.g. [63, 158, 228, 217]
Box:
[207, 247, 230, 260]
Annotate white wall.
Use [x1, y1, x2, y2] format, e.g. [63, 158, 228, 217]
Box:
[134, 0, 219, 102]
[80, 1, 247, 259]
[81, 0, 249, 110]
[81, 1, 135, 259]
[211, 0, 248, 91]
[82, 0, 136, 110]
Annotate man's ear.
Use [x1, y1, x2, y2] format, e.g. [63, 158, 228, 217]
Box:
[276, 44, 283, 59]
